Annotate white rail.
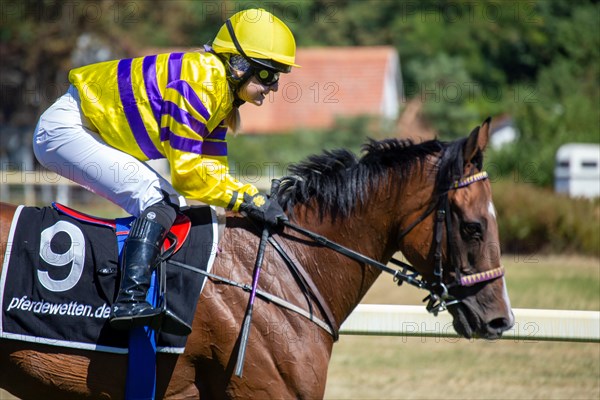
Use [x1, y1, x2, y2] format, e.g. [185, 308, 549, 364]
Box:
[1, 170, 74, 205]
[340, 304, 600, 342]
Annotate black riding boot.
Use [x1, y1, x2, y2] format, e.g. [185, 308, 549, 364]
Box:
[110, 216, 167, 330]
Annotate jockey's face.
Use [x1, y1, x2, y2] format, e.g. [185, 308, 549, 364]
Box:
[237, 76, 279, 106]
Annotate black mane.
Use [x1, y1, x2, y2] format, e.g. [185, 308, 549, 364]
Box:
[276, 137, 469, 221]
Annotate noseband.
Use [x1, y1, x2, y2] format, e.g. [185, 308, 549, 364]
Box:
[283, 170, 505, 316]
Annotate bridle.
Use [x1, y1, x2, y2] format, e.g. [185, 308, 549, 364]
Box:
[282, 170, 505, 316]
[394, 170, 504, 315]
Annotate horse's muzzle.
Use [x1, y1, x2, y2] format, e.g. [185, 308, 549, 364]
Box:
[483, 311, 515, 339]
[448, 303, 514, 339]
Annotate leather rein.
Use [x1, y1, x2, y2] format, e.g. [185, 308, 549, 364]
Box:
[278, 170, 505, 325]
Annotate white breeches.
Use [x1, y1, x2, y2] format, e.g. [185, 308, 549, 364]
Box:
[33, 86, 185, 217]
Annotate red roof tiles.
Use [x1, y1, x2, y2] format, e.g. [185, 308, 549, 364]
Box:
[239, 46, 401, 134]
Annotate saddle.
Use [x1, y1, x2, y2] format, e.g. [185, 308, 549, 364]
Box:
[55, 203, 195, 335]
[54, 202, 192, 252]
[0, 202, 220, 353]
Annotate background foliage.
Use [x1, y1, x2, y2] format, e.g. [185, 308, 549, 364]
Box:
[1, 0, 598, 254]
[2, 0, 597, 186]
[492, 180, 599, 256]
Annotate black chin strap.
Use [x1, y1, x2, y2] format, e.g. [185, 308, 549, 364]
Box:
[219, 19, 251, 107]
[420, 195, 461, 315]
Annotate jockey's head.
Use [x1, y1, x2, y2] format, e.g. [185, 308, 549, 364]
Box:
[212, 8, 299, 88]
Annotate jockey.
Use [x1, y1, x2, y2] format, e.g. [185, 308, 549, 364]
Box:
[32, 9, 298, 332]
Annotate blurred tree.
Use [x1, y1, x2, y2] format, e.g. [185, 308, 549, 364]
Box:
[0, 0, 217, 125]
[404, 53, 481, 137]
[1, 0, 136, 124]
[492, 0, 600, 186]
[1, 0, 597, 188]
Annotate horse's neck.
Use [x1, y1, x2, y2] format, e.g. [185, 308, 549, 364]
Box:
[288, 211, 392, 327]
[285, 171, 436, 328]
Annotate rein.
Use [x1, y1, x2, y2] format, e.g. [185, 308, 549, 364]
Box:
[282, 170, 504, 318]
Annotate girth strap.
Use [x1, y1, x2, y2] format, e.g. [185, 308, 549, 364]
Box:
[167, 260, 334, 336]
[269, 234, 340, 341]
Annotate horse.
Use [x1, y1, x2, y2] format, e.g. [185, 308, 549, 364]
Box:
[0, 118, 513, 399]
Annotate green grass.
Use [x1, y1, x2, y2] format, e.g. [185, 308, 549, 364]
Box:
[504, 255, 600, 311]
[325, 255, 600, 400]
[326, 337, 599, 400]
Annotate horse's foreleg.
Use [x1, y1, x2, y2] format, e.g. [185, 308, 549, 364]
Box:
[0, 342, 127, 399]
[160, 353, 200, 399]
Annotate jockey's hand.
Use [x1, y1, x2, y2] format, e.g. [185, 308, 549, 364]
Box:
[239, 192, 288, 227]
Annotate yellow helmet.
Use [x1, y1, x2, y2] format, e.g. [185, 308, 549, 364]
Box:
[212, 8, 300, 73]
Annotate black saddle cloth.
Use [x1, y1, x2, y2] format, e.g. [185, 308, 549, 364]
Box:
[0, 204, 217, 353]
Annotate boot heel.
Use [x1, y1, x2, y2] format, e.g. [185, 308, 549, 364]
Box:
[110, 216, 168, 329]
[110, 304, 163, 330]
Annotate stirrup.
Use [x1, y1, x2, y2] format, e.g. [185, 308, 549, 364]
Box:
[154, 309, 192, 336]
[110, 305, 163, 331]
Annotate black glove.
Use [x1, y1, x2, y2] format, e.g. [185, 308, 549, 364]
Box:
[239, 192, 288, 226]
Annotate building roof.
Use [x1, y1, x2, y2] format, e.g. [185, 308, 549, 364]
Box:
[239, 46, 402, 134]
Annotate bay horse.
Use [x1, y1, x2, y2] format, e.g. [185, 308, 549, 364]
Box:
[0, 119, 513, 399]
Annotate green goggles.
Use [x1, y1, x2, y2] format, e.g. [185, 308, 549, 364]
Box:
[254, 68, 280, 86]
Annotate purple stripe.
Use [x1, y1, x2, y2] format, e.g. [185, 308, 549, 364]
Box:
[168, 80, 210, 121]
[168, 52, 184, 83]
[160, 126, 171, 142]
[170, 134, 204, 154]
[202, 140, 228, 156]
[142, 55, 161, 123]
[162, 101, 209, 137]
[117, 59, 163, 159]
[162, 128, 227, 156]
[210, 125, 227, 140]
[454, 171, 489, 189]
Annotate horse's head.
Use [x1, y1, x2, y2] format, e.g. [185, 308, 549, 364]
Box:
[277, 122, 513, 339]
[398, 118, 514, 339]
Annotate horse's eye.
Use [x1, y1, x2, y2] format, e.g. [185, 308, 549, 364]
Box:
[461, 222, 483, 241]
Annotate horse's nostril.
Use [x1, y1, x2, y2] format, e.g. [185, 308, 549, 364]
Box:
[488, 317, 512, 331]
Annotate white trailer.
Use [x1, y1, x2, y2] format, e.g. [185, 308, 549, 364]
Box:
[554, 143, 600, 198]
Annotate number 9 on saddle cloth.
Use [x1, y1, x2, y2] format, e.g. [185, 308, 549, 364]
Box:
[0, 203, 219, 354]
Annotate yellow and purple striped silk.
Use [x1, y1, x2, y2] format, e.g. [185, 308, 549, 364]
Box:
[68, 52, 257, 210]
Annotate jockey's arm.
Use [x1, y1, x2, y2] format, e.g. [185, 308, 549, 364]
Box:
[159, 80, 258, 210]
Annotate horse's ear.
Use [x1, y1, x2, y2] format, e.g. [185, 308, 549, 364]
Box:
[463, 117, 491, 163]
